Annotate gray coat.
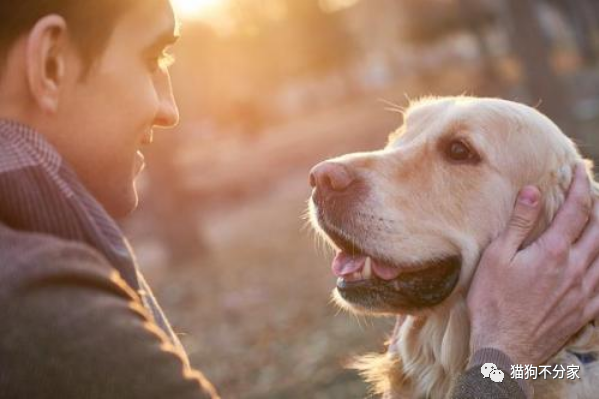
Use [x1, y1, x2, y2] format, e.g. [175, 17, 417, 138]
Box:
[0, 223, 216, 399]
[0, 119, 217, 398]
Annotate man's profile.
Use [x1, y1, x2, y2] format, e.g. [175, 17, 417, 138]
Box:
[0, 1, 217, 397]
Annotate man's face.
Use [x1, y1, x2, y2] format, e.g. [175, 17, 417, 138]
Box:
[55, 0, 179, 217]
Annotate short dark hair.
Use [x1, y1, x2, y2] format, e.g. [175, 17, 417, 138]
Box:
[0, 0, 140, 74]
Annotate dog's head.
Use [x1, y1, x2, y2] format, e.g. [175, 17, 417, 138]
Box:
[310, 96, 593, 315]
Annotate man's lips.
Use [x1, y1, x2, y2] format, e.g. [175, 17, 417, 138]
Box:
[135, 150, 146, 174]
[142, 130, 154, 145]
[135, 130, 153, 174]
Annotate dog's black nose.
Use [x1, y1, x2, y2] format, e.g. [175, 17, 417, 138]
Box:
[309, 162, 355, 192]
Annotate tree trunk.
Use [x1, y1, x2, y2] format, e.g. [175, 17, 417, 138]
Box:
[457, 0, 505, 94]
[500, 0, 578, 138]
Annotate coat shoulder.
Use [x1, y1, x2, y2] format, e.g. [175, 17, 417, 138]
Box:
[0, 222, 115, 297]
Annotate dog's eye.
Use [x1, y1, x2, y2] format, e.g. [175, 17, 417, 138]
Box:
[446, 140, 478, 162]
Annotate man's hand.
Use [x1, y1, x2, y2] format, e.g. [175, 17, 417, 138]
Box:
[468, 163, 599, 366]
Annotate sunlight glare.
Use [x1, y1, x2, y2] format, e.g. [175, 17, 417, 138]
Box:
[319, 0, 360, 13]
[171, 0, 223, 19]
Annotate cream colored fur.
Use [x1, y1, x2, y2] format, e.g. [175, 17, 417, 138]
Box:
[312, 96, 599, 399]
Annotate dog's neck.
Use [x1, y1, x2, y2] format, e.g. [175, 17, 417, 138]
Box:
[387, 297, 470, 398]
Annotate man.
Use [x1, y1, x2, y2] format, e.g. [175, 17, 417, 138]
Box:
[0, 1, 597, 399]
[0, 0, 219, 398]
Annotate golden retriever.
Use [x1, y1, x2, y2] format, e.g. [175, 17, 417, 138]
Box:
[309, 96, 599, 398]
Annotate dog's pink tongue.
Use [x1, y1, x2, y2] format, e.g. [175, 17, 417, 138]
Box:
[372, 262, 402, 280]
[332, 252, 366, 277]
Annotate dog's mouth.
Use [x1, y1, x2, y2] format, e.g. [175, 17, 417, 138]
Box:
[321, 220, 461, 314]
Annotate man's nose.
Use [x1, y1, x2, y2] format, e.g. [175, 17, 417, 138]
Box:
[154, 74, 180, 128]
[309, 161, 355, 193]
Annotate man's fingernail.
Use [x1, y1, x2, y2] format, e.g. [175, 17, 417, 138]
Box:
[518, 186, 539, 207]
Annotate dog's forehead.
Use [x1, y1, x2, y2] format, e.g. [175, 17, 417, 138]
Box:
[387, 102, 500, 150]
[384, 97, 575, 175]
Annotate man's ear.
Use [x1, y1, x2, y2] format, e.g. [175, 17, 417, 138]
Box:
[26, 15, 70, 114]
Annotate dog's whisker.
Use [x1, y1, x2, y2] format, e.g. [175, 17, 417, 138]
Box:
[334, 307, 343, 318]
[364, 314, 374, 329]
[318, 235, 329, 257]
[378, 98, 407, 115]
[350, 310, 361, 328]
[300, 217, 315, 234]
[383, 107, 404, 115]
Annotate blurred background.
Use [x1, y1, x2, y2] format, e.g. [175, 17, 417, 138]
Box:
[122, 0, 599, 397]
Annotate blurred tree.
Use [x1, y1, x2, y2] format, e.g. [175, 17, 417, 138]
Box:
[226, 0, 358, 79]
[398, 0, 504, 93]
[399, 0, 495, 44]
[281, 0, 358, 76]
[397, 0, 578, 135]
[144, 134, 208, 266]
[456, 0, 504, 92]
[170, 0, 360, 135]
[545, 0, 599, 66]
[499, 0, 577, 138]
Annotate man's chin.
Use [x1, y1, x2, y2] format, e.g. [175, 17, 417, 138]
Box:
[114, 188, 139, 218]
[94, 182, 139, 219]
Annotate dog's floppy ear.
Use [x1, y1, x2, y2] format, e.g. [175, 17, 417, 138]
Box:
[533, 159, 599, 247]
[584, 159, 599, 196]
[584, 159, 599, 207]
[542, 163, 573, 227]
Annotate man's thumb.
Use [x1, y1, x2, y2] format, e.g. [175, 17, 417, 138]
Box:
[500, 186, 543, 253]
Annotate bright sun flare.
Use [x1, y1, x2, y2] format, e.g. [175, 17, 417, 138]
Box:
[171, 0, 223, 19]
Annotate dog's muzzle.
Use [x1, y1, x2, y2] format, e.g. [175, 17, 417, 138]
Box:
[314, 202, 461, 313]
[335, 255, 461, 313]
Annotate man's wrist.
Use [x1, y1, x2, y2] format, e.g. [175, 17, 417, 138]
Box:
[468, 347, 534, 399]
[468, 347, 513, 370]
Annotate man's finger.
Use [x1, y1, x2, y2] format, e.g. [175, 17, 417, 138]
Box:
[542, 163, 592, 246]
[583, 294, 599, 324]
[583, 255, 599, 297]
[497, 185, 543, 255]
[573, 199, 599, 268]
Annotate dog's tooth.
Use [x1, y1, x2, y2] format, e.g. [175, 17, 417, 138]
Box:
[348, 271, 360, 281]
[363, 257, 372, 279]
